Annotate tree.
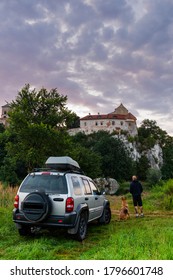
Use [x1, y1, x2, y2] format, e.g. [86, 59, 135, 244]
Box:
[0, 84, 76, 183]
[0, 156, 22, 186]
[66, 113, 80, 129]
[94, 136, 134, 180]
[136, 155, 150, 180]
[0, 130, 9, 173]
[8, 84, 74, 129]
[146, 168, 162, 186]
[5, 123, 71, 172]
[0, 123, 5, 133]
[138, 119, 168, 148]
[137, 119, 173, 180]
[161, 140, 173, 179]
[68, 144, 102, 178]
[72, 131, 135, 181]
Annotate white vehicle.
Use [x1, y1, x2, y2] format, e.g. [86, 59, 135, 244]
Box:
[13, 156, 111, 241]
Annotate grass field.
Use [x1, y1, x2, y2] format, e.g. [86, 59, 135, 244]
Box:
[0, 183, 173, 260]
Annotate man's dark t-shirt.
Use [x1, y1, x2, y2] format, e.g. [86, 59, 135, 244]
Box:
[130, 180, 143, 196]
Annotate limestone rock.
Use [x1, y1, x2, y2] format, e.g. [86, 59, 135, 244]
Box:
[94, 177, 120, 195]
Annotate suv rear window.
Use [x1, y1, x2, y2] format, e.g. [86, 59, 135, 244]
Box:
[71, 176, 82, 195]
[20, 174, 68, 194]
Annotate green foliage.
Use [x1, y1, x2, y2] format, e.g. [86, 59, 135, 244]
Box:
[68, 144, 102, 178]
[0, 123, 5, 133]
[0, 130, 8, 166]
[8, 84, 70, 128]
[135, 119, 173, 180]
[116, 181, 130, 195]
[2, 151, 28, 185]
[127, 135, 135, 143]
[162, 180, 173, 210]
[70, 132, 88, 147]
[146, 168, 162, 186]
[6, 123, 71, 172]
[0, 84, 76, 183]
[138, 119, 168, 148]
[66, 113, 80, 129]
[150, 179, 173, 210]
[164, 180, 173, 196]
[0, 130, 25, 185]
[161, 140, 173, 179]
[93, 137, 133, 180]
[136, 155, 150, 180]
[71, 131, 135, 180]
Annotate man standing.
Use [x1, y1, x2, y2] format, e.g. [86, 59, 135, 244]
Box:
[130, 175, 144, 217]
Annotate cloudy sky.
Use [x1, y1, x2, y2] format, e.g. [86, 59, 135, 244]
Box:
[1, 0, 173, 134]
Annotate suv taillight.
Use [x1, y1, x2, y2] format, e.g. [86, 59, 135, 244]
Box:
[14, 195, 19, 209]
[66, 197, 74, 213]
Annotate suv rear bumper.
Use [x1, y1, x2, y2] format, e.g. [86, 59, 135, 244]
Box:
[13, 209, 77, 228]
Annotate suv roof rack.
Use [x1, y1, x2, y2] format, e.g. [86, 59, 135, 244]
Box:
[32, 167, 84, 175]
[32, 168, 58, 172]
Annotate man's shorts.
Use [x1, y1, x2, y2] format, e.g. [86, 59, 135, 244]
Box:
[133, 195, 143, 206]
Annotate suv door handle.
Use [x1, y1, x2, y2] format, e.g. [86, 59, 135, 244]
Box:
[85, 197, 89, 200]
[53, 198, 64, 201]
[95, 197, 98, 200]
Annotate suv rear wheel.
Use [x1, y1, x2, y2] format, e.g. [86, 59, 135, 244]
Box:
[75, 212, 88, 241]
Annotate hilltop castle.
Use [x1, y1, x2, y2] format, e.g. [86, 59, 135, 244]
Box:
[68, 103, 138, 136]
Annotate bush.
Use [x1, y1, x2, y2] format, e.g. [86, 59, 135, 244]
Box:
[146, 168, 162, 186]
[150, 179, 173, 210]
[116, 181, 130, 195]
[164, 180, 173, 195]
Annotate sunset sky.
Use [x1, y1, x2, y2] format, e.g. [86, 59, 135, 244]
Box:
[1, 0, 173, 134]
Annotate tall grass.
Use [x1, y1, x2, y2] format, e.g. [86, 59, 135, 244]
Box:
[148, 179, 173, 210]
[0, 183, 18, 208]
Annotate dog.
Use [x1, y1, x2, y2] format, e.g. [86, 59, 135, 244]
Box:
[119, 196, 130, 220]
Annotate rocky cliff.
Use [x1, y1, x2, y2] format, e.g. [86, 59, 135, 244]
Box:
[114, 135, 163, 169]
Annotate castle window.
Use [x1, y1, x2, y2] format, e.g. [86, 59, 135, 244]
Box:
[112, 121, 115, 125]
[84, 122, 87, 126]
[101, 122, 103, 125]
[95, 122, 98, 126]
[120, 121, 124, 126]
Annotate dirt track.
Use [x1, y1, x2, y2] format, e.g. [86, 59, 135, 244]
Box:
[111, 209, 173, 217]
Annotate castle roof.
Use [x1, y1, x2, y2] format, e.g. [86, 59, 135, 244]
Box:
[80, 103, 136, 121]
